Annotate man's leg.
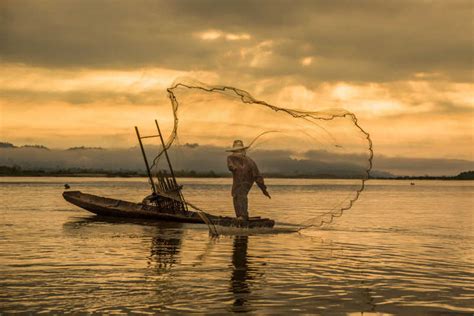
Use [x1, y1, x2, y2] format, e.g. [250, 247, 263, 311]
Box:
[241, 195, 248, 220]
[233, 194, 249, 220]
[232, 195, 239, 217]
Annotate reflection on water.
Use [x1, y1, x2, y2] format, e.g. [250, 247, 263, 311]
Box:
[230, 236, 251, 312]
[148, 227, 182, 273]
[1, 177, 473, 314]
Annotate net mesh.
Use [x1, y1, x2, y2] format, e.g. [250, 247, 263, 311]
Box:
[151, 78, 373, 230]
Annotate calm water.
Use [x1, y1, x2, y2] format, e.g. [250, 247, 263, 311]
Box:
[1, 177, 473, 314]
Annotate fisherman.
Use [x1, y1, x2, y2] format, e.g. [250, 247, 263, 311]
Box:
[227, 140, 271, 221]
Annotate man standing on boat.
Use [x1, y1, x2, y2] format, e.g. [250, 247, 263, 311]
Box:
[227, 140, 271, 220]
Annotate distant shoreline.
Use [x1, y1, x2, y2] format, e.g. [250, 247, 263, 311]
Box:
[1, 165, 473, 180]
[1, 174, 473, 181]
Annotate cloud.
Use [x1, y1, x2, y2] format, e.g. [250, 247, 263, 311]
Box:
[1, 0, 472, 82]
[0, 64, 218, 105]
[0, 0, 472, 163]
[1, 67, 472, 160]
[300, 57, 313, 66]
[197, 30, 251, 41]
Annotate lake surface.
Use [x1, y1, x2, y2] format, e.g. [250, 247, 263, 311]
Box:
[1, 177, 473, 314]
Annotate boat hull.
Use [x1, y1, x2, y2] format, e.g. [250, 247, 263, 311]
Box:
[63, 191, 275, 228]
[63, 191, 203, 223]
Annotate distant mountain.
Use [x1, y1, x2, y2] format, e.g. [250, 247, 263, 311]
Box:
[1, 141, 473, 177]
[1, 141, 49, 150]
[66, 146, 104, 151]
[0, 142, 16, 148]
[456, 170, 474, 180]
[21, 145, 49, 150]
[369, 169, 395, 178]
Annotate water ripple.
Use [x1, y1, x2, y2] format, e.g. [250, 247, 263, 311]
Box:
[1, 178, 473, 314]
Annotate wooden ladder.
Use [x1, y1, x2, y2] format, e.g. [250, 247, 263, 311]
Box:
[135, 120, 188, 212]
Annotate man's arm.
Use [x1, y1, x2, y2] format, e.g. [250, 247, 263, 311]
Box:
[249, 158, 271, 199]
[256, 177, 271, 199]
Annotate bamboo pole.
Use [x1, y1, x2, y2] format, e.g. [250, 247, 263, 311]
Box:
[155, 120, 177, 184]
[155, 120, 187, 211]
[135, 126, 157, 194]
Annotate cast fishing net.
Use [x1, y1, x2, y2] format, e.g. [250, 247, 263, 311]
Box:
[151, 78, 373, 231]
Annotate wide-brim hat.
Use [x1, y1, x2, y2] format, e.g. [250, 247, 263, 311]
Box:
[226, 139, 249, 152]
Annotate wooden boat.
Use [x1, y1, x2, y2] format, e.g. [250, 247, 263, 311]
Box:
[63, 190, 203, 223]
[63, 190, 275, 229]
[62, 119, 275, 232]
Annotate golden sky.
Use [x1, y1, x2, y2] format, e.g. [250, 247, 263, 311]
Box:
[0, 0, 473, 161]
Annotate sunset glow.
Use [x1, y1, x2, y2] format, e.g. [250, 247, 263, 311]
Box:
[0, 1, 473, 170]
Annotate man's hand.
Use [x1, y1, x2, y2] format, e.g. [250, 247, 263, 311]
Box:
[256, 180, 271, 199]
[262, 189, 271, 199]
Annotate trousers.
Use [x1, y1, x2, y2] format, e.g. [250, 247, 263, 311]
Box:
[233, 194, 248, 219]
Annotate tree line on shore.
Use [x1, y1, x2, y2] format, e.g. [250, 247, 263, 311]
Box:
[1, 165, 472, 180]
